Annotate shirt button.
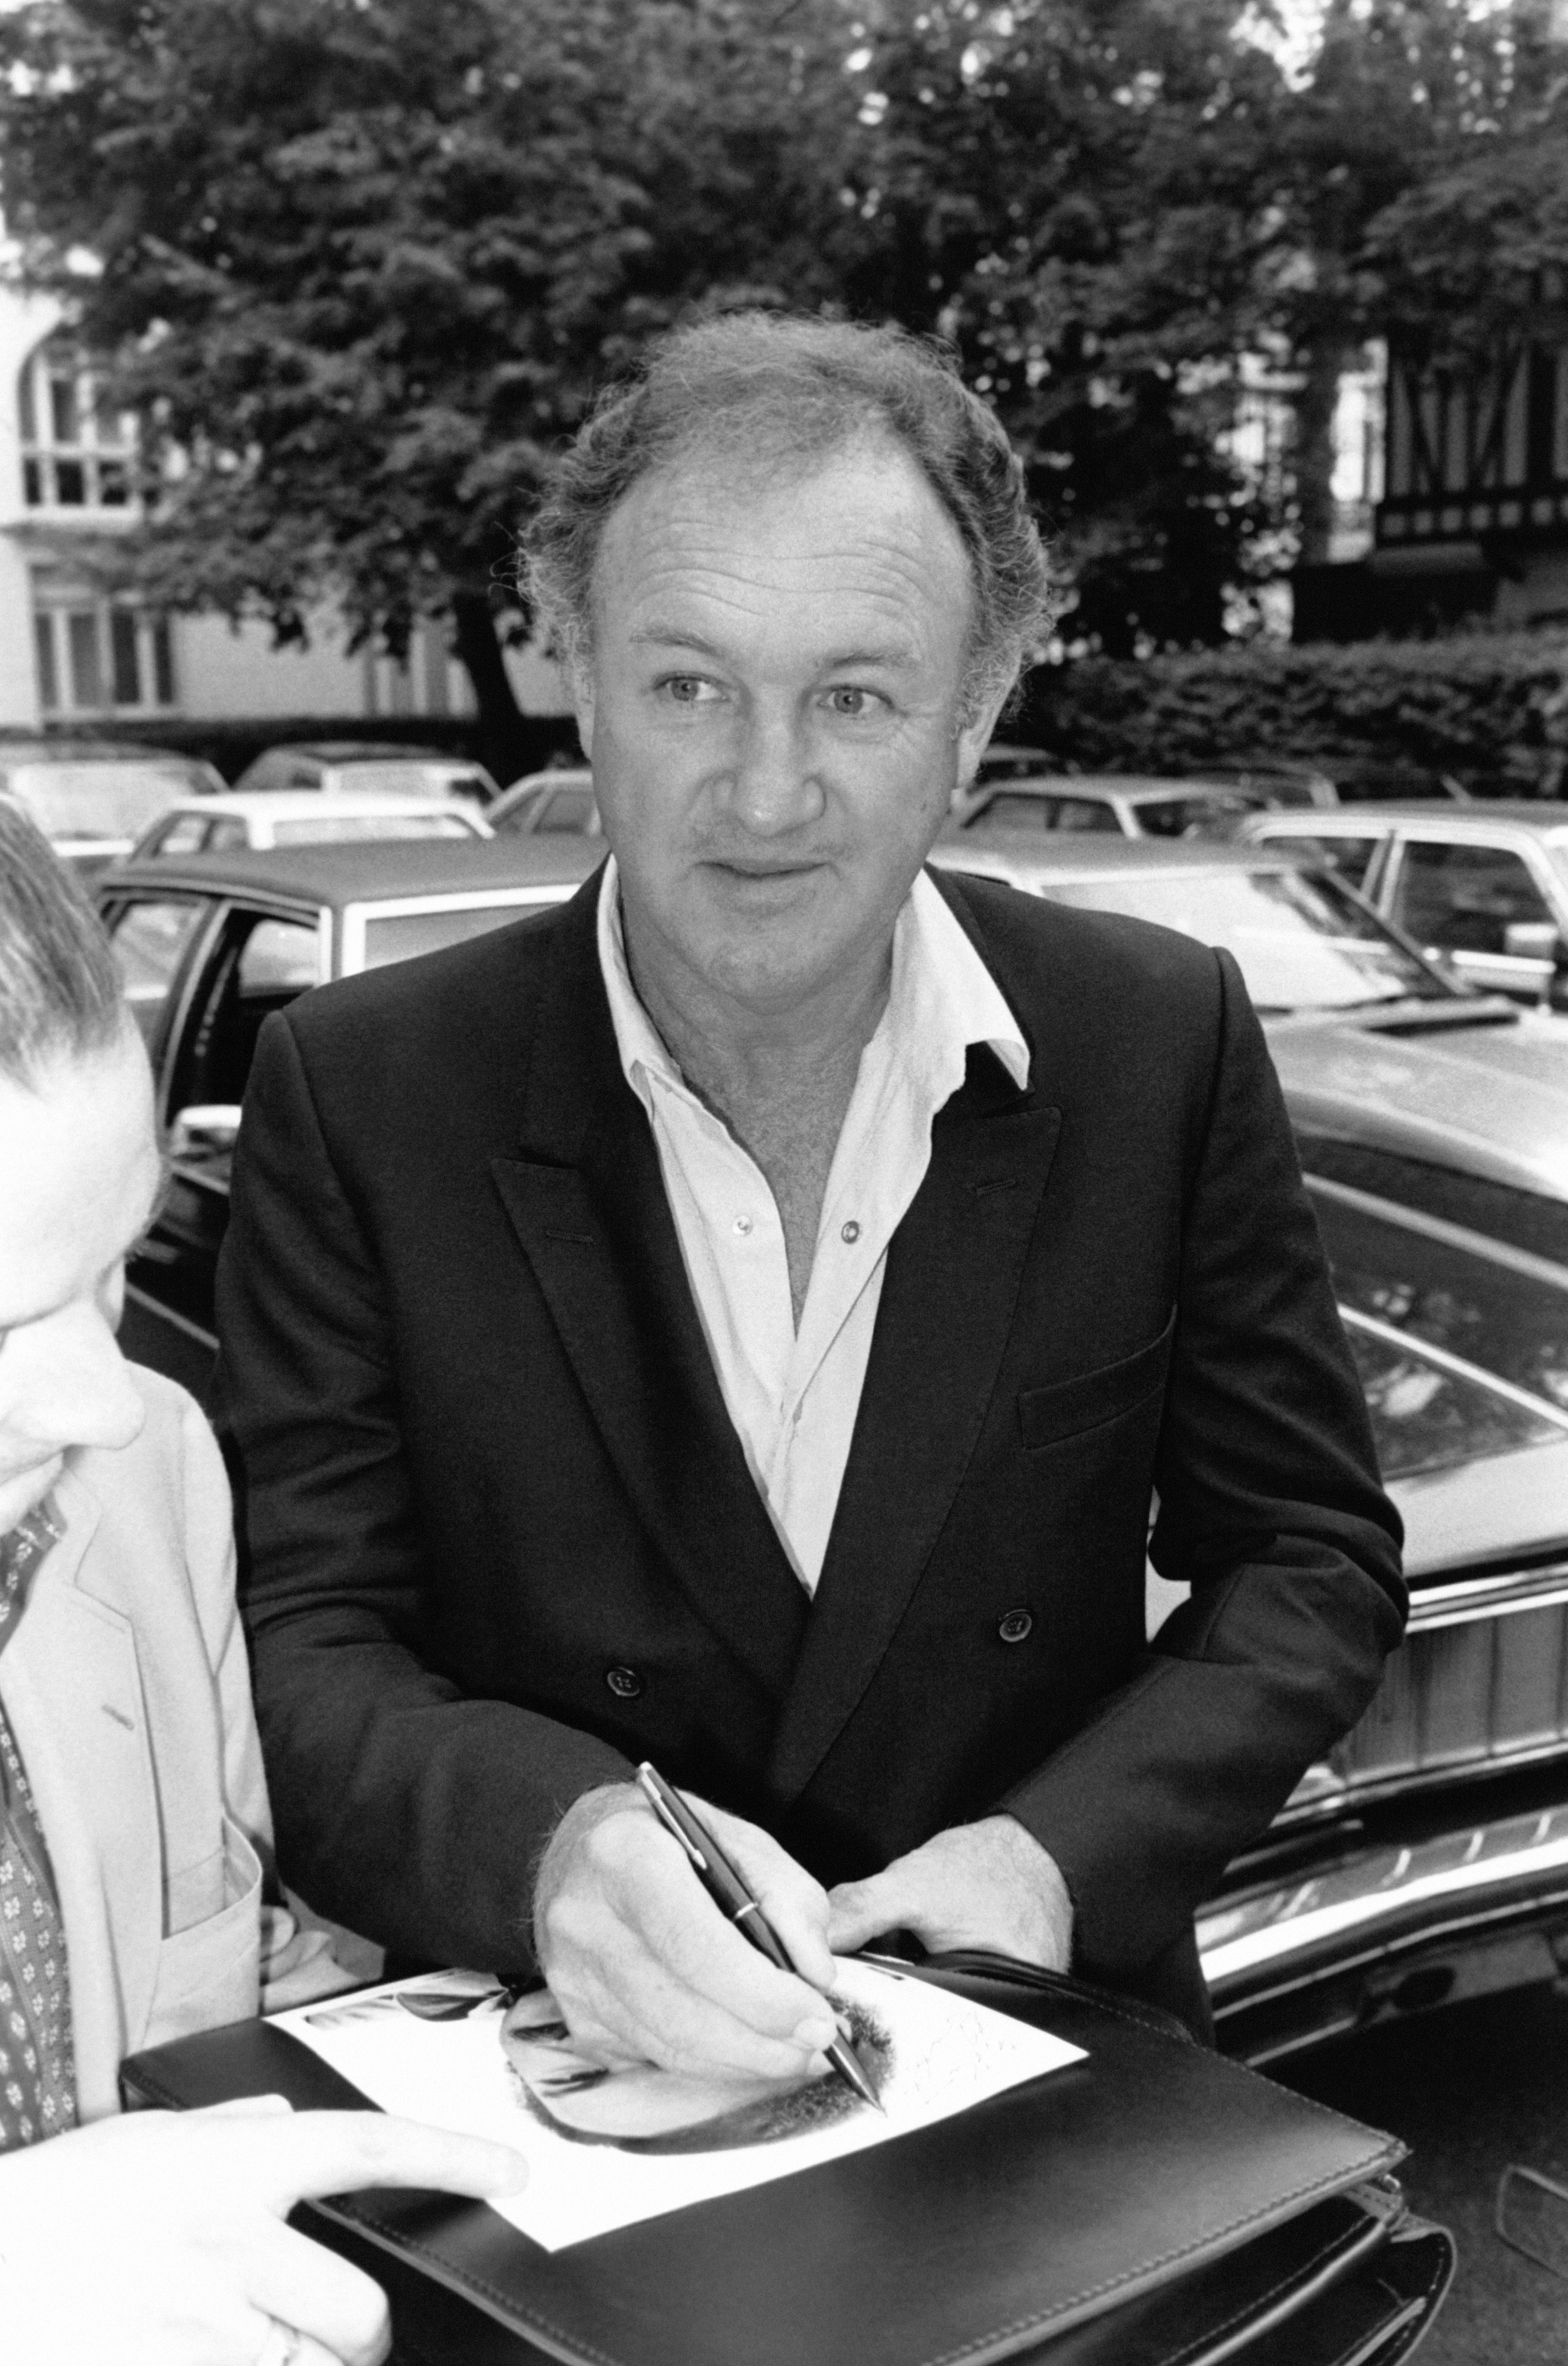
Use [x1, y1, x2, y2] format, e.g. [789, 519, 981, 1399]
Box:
[841, 1219, 861, 1244]
[605, 1665, 644, 1700]
[997, 1610, 1034, 1646]
[734, 1215, 753, 1237]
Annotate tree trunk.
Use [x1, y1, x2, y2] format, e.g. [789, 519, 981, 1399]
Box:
[1294, 337, 1353, 570]
[451, 590, 534, 783]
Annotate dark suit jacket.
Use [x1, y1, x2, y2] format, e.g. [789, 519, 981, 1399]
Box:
[217, 867, 1405, 2032]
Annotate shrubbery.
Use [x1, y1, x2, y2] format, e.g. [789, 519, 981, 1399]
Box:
[1013, 633, 1568, 795]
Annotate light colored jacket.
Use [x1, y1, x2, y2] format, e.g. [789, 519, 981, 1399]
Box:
[0, 1366, 271, 2123]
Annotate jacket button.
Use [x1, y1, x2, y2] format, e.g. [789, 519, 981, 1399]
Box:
[997, 1610, 1034, 1645]
[605, 1665, 644, 1700]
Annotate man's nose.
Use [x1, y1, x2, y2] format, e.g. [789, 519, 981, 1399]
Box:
[723, 708, 825, 837]
[24, 1301, 145, 1458]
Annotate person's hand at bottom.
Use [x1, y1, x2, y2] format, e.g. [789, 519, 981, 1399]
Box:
[825, 1815, 1074, 1970]
[534, 1782, 842, 2083]
[0, 2094, 527, 2366]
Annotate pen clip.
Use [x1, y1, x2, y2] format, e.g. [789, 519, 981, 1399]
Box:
[637, 1766, 709, 1873]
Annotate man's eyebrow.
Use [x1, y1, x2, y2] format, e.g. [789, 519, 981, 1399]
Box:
[629, 625, 921, 672]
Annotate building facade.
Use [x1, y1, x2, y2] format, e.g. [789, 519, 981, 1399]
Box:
[0, 289, 569, 736]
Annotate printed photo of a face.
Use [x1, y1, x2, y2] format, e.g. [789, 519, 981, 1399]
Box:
[500, 1990, 894, 2155]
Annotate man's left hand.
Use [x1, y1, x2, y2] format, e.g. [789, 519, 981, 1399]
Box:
[826, 1816, 1073, 1969]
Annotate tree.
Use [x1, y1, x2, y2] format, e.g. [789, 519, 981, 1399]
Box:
[0, 0, 867, 764]
[836, 0, 1295, 650]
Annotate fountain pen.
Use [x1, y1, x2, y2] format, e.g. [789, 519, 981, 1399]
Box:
[636, 1761, 884, 2112]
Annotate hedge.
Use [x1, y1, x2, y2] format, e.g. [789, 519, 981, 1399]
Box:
[1012, 632, 1568, 796]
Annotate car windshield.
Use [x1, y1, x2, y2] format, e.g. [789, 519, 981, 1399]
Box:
[331, 762, 458, 798]
[271, 814, 473, 847]
[357, 899, 560, 969]
[8, 760, 207, 839]
[1040, 865, 1450, 1012]
[1128, 791, 1258, 837]
[1309, 1178, 1568, 1477]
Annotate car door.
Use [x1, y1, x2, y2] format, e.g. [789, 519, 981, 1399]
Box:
[111, 895, 326, 1394]
[1246, 820, 1389, 893]
[1382, 831, 1565, 1001]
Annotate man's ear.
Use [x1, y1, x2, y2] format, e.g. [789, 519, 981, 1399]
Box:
[954, 678, 1016, 793]
[569, 658, 596, 760]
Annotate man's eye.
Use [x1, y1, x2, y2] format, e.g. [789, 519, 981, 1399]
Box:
[662, 676, 719, 705]
[825, 687, 881, 718]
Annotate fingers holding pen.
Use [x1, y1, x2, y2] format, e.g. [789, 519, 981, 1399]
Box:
[534, 1781, 841, 2079]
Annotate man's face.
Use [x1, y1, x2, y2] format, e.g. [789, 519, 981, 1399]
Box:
[0, 1028, 161, 1535]
[577, 434, 1002, 1020]
[500, 1989, 892, 2154]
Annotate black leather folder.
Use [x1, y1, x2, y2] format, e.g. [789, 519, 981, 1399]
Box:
[121, 1955, 1453, 2366]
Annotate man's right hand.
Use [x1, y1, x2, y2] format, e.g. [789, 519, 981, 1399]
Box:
[534, 1782, 840, 2081]
[0, 2096, 527, 2366]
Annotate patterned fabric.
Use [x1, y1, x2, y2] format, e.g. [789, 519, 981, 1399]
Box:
[0, 1501, 75, 2152]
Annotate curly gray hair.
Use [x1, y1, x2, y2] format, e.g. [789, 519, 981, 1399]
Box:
[521, 312, 1054, 726]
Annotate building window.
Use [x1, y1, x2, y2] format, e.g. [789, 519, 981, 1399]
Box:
[33, 602, 177, 716]
[17, 337, 134, 513]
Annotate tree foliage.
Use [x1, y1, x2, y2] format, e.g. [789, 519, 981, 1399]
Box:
[0, 0, 1566, 739]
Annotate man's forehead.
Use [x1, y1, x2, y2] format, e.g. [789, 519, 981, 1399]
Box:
[592, 435, 973, 633]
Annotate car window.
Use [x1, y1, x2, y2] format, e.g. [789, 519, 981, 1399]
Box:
[1312, 1184, 1568, 1424]
[286, 765, 324, 789]
[1255, 832, 1380, 890]
[1297, 1137, 1568, 1271]
[536, 786, 596, 833]
[441, 772, 493, 802]
[155, 813, 213, 856]
[1341, 1324, 1564, 1480]
[271, 813, 473, 846]
[1129, 793, 1253, 839]
[170, 910, 322, 1118]
[968, 792, 1118, 833]
[356, 897, 569, 971]
[104, 898, 210, 1048]
[1389, 839, 1553, 955]
[330, 762, 451, 798]
[492, 788, 549, 835]
[205, 818, 249, 853]
[1041, 864, 1450, 1010]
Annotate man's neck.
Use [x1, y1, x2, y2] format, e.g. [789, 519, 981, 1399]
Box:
[622, 907, 893, 1325]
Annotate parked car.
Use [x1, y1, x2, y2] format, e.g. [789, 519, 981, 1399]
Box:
[127, 790, 493, 860]
[231, 740, 500, 807]
[95, 836, 599, 1394]
[1233, 801, 1568, 1008]
[953, 774, 1283, 841]
[0, 738, 226, 872]
[931, 831, 1568, 2055]
[489, 766, 601, 837]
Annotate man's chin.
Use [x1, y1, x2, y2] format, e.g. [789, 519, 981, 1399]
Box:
[0, 1455, 66, 1538]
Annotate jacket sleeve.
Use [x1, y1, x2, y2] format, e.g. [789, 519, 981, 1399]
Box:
[216, 1011, 634, 1972]
[1001, 948, 1407, 1980]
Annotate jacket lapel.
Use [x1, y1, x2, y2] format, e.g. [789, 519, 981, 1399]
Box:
[768, 1045, 1062, 1802]
[0, 1472, 163, 2120]
[490, 883, 809, 1699]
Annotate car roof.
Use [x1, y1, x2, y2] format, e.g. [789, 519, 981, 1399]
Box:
[1250, 800, 1568, 830]
[255, 740, 461, 763]
[974, 775, 1251, 800]
[156, 790, 478, 820]
[98, 834, 601, 911]
[0, 739, 208, 766]
[934, 832, 1301, 880]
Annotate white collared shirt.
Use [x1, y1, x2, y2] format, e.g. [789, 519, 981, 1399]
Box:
[597, 859, 1030, 1595]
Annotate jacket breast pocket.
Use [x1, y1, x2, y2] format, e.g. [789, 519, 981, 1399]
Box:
[144, 1818, 263, 2050]
[1017, 1309, 1176, 1450]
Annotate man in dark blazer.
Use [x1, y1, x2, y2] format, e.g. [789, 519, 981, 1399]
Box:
[218, 314, 1403, 2062]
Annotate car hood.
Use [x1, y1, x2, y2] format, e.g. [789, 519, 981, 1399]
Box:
[1269, 1009, 1568, 1201]
[1392, 1436, 1568, 1580]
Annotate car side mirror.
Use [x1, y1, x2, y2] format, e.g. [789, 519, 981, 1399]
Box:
[1503, 921, 1563, 964]
[170, 1102, 243, 1158]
